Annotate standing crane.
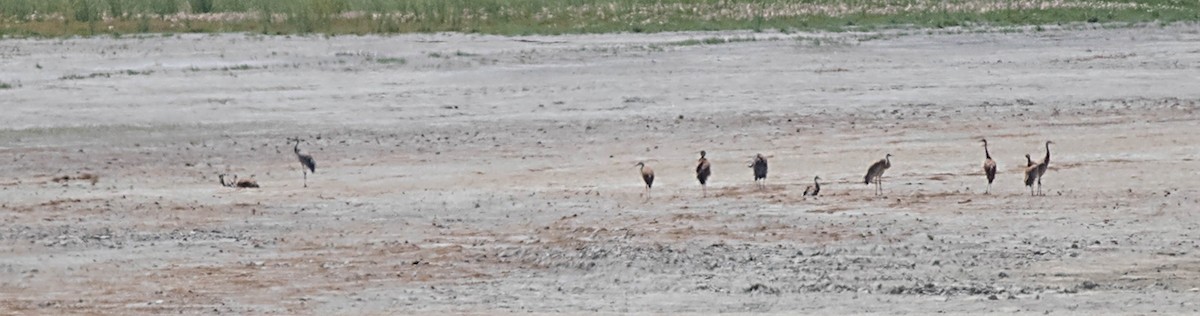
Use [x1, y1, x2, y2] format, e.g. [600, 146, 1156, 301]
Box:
[981, 139, 997, 194]
[636, 162, 655, 199]
[1024, 141, 1053, 196]
[696, 151, 712, 197]
[864, 154, 892, 196]
[750, 154, 768, 190]
[290, 138, 316, 188]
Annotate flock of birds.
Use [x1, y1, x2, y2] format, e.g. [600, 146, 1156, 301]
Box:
[225, 137, 1054, 199]
[634, 139, 1055, 198]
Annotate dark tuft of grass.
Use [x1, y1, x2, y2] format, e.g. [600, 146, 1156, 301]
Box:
[220, 64, 256, 71]
[669, 36, 757, 46]
[375, 57, 406, 64]
[59, 69, 154, 80]
[60, 72, 111, 80]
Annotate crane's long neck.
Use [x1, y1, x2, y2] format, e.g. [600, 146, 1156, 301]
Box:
[1043, 143, 1051, 165]
[984, 143, 992, 159]
[294, 143, 301, 155]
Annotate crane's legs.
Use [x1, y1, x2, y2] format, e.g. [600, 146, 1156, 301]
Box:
[303, 171, 308, 188]
[702, 184, 707, 197]
[986, 183, 992, 195]
[876, 178, 884, 196]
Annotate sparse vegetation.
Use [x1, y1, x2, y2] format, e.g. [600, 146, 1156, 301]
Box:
[375, 57, 406, 64]
[0, 82, 13, 89]
[60, 72, 111, 80]
[221, 64, 256, 71]
[669, 36, 760, 46]
[0, 0, 1197, 37]
[59, 69, 154, 80]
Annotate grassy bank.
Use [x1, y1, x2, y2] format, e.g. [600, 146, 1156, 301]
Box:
[1, 0, 1198, 37]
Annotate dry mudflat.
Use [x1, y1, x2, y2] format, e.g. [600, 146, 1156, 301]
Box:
[2, 24, 1200, 314]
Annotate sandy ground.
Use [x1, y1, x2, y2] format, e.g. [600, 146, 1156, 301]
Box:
[2, 24, 1200, 314]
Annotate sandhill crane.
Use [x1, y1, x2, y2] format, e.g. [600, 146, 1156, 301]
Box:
[750, 154, 768, 190]
[864, 154, 892, 196]
[981, 139, 997, 194]
[1024, 141, 1053, 196]
[52, 173, 99, 186]
[696, 151, 712, 197]
[803, 176, 821, 196]
[291, 138, 316, 188]
[219, 174, 260, 188]
[636, 162, 654, 198]
[1021, 153, 1034, 194]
